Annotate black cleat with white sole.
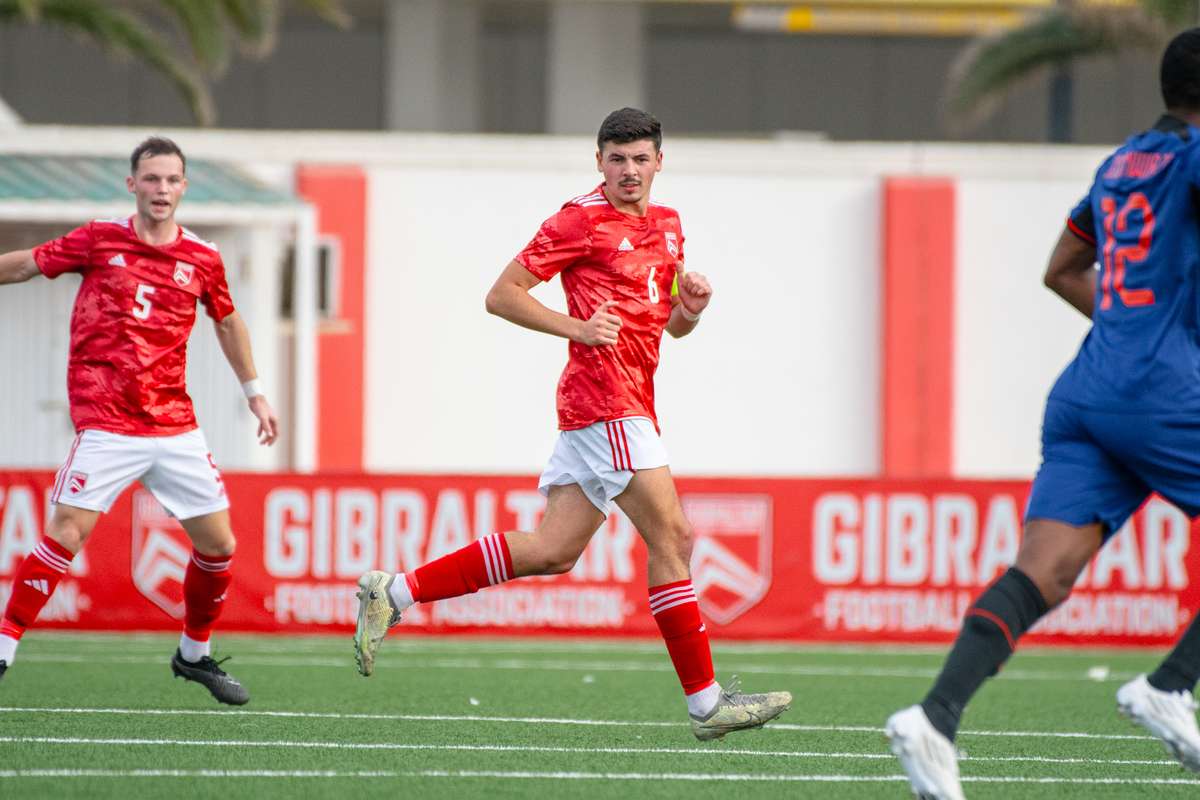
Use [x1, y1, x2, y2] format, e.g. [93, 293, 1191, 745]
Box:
[171, 649, 249, 705]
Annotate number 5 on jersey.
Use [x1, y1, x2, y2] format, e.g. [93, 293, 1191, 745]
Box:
[133, 283, 155, 320]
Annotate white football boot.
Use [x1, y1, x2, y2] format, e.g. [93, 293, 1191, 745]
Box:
[1117, 673, 1200, 772]
[886, 705, 966, 800]
[353, 570, 403, 677]
[689, 679, 792, 741]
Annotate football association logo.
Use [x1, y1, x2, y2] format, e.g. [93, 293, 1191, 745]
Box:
[130, 489, 190, 619]
[665, 231, 679, 258]
[173, 260, 194, 287]
[682, 494, 773, 625]
[67, 471, 88, 494]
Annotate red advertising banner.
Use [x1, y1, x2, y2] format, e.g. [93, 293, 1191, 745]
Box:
[0, 471, 1194, 646]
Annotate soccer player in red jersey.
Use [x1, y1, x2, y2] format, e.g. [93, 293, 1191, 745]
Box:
[353, 108, 792, 740]
[0, 137, 278, 704]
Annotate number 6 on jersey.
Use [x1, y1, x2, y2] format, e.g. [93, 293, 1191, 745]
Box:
[133, 283, 155, 320]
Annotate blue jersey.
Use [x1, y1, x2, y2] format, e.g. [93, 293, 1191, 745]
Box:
[1051, 115, 1200, 413]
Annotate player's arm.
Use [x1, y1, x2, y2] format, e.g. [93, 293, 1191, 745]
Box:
[1043, 227, 1098, 318]
[665, 269, 711, 339]
[0, 249, 40, 285]
[212, 310, 279, 445]
[486, 260, 621, 346]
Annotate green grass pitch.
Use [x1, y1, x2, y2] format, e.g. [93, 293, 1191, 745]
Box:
[1, 632, 1198, 798]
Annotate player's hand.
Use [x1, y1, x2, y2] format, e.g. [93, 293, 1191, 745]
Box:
[579, 299, 622, 346]
[248, 395, 279, 445]
[677, 270, 712, 317]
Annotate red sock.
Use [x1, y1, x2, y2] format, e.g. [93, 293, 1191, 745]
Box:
[183, 550, 233, 642]
[1, 537, 75, 638]
[650, 580, 716, 695]
[409, 534, 513, 603]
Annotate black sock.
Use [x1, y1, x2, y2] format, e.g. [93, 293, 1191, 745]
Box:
[1149, 612, 1200, 694]
[920, 567, 1049, 741]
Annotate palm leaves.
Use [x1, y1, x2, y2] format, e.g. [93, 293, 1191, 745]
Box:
[946, 0, 1188, 134]
[0, 0, 350, 126]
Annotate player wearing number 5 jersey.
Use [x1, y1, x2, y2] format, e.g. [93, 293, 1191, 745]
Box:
[0, 137, 279, 705]
[352, 108, 791, 740]
[888, 30, 1200, 798]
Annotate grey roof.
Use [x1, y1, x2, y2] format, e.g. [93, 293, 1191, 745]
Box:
[0, 154, 294, 205]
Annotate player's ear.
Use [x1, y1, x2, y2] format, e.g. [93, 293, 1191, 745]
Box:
[126, 175, 136, 194]
[655, 149, 663, 172]
[595, 149, 603, 173]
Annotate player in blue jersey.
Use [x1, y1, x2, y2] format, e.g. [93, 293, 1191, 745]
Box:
[886, 29, 1200, 799]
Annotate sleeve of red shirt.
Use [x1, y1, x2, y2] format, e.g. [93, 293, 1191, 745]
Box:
[32, 223, 95, 278]
[514, 206, 591, 281]
[201, 255, 236, 321]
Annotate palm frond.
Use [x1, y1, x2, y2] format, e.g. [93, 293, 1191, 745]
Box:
[219, 0, 278, 58]
[1137, 0, 1196, 28]
[160, 0, 229, 73]
[296, 0, 351, 29]
[0, 0, 216, 125]
[945, 6, 1165, 132]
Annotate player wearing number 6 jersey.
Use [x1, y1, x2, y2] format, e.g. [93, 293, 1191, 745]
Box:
[888, 30, 1200, 799]
[0, 137, 279, 705]
[353, 107, 791, 740]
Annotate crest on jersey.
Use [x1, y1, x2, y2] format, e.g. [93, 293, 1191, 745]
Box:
[173, 260, 194, 287]
[683, 494, 773, 625]
[130, 489, 190, 619]
[67, 471, 88, 494]
[665, 231, 679, 258]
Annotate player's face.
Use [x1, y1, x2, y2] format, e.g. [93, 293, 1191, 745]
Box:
[127, 154, 187, 225]
[596, 139, 662, 210]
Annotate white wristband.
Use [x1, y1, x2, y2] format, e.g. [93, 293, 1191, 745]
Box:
[241, 378, 264, 399]
[679, 305, 702, 322]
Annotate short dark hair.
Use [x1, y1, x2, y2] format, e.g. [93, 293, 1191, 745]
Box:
[130, 136, 186, 175]
[597, 107, 662, 152]
[1161, 28, 1200, 111]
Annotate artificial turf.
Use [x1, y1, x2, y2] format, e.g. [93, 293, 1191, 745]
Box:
[1, 632, 1197, 798]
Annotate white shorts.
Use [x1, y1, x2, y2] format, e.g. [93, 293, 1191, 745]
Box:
[51, 428, 229, 519]
[538, 416, 669, 513]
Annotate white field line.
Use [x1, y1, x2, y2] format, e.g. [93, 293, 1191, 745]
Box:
[0, 705, 1157, 741]
[9, 652, 1135, 683]
[0, 768, 1196, 785]
[0, 735, 1177, 767]
[24, 632, 1155, 660]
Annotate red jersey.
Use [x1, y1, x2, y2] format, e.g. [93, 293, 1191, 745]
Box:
[33, 216, 236, 436]
[516, 185, 684, 431]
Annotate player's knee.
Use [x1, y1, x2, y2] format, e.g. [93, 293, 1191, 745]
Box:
[195, 533, 236, 558]
[1042, 567, 1077, 608]
[668, 518, 694, 563]
[542, 549, 581, 575]
[46, 520, 89, 553]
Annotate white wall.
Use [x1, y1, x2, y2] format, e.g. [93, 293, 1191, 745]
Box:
[953, 178, 1093, 478]
[358, 137, 1110, 478]
[0, 126, 1119, 478]
[363, 143, 887, 475]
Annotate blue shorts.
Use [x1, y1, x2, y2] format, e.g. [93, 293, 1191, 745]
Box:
[1026, 399, 1200, 538]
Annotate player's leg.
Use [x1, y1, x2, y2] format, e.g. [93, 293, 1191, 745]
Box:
[0, 504, 100, 673]
[0, 430, 148, 676]
[353, 482, 604, 676]
[140, 430, 245, 705]
[886, 518, 1102, 800]
[888, 398, 1148, 798]
[614, 465, 791, 740]
[1090, 410, 1200, 771]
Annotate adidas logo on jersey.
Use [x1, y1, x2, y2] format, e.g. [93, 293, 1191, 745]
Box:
[23, 579, 50, 595]
[618, 237, 634, 252]
[108, 254, 127, 267]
